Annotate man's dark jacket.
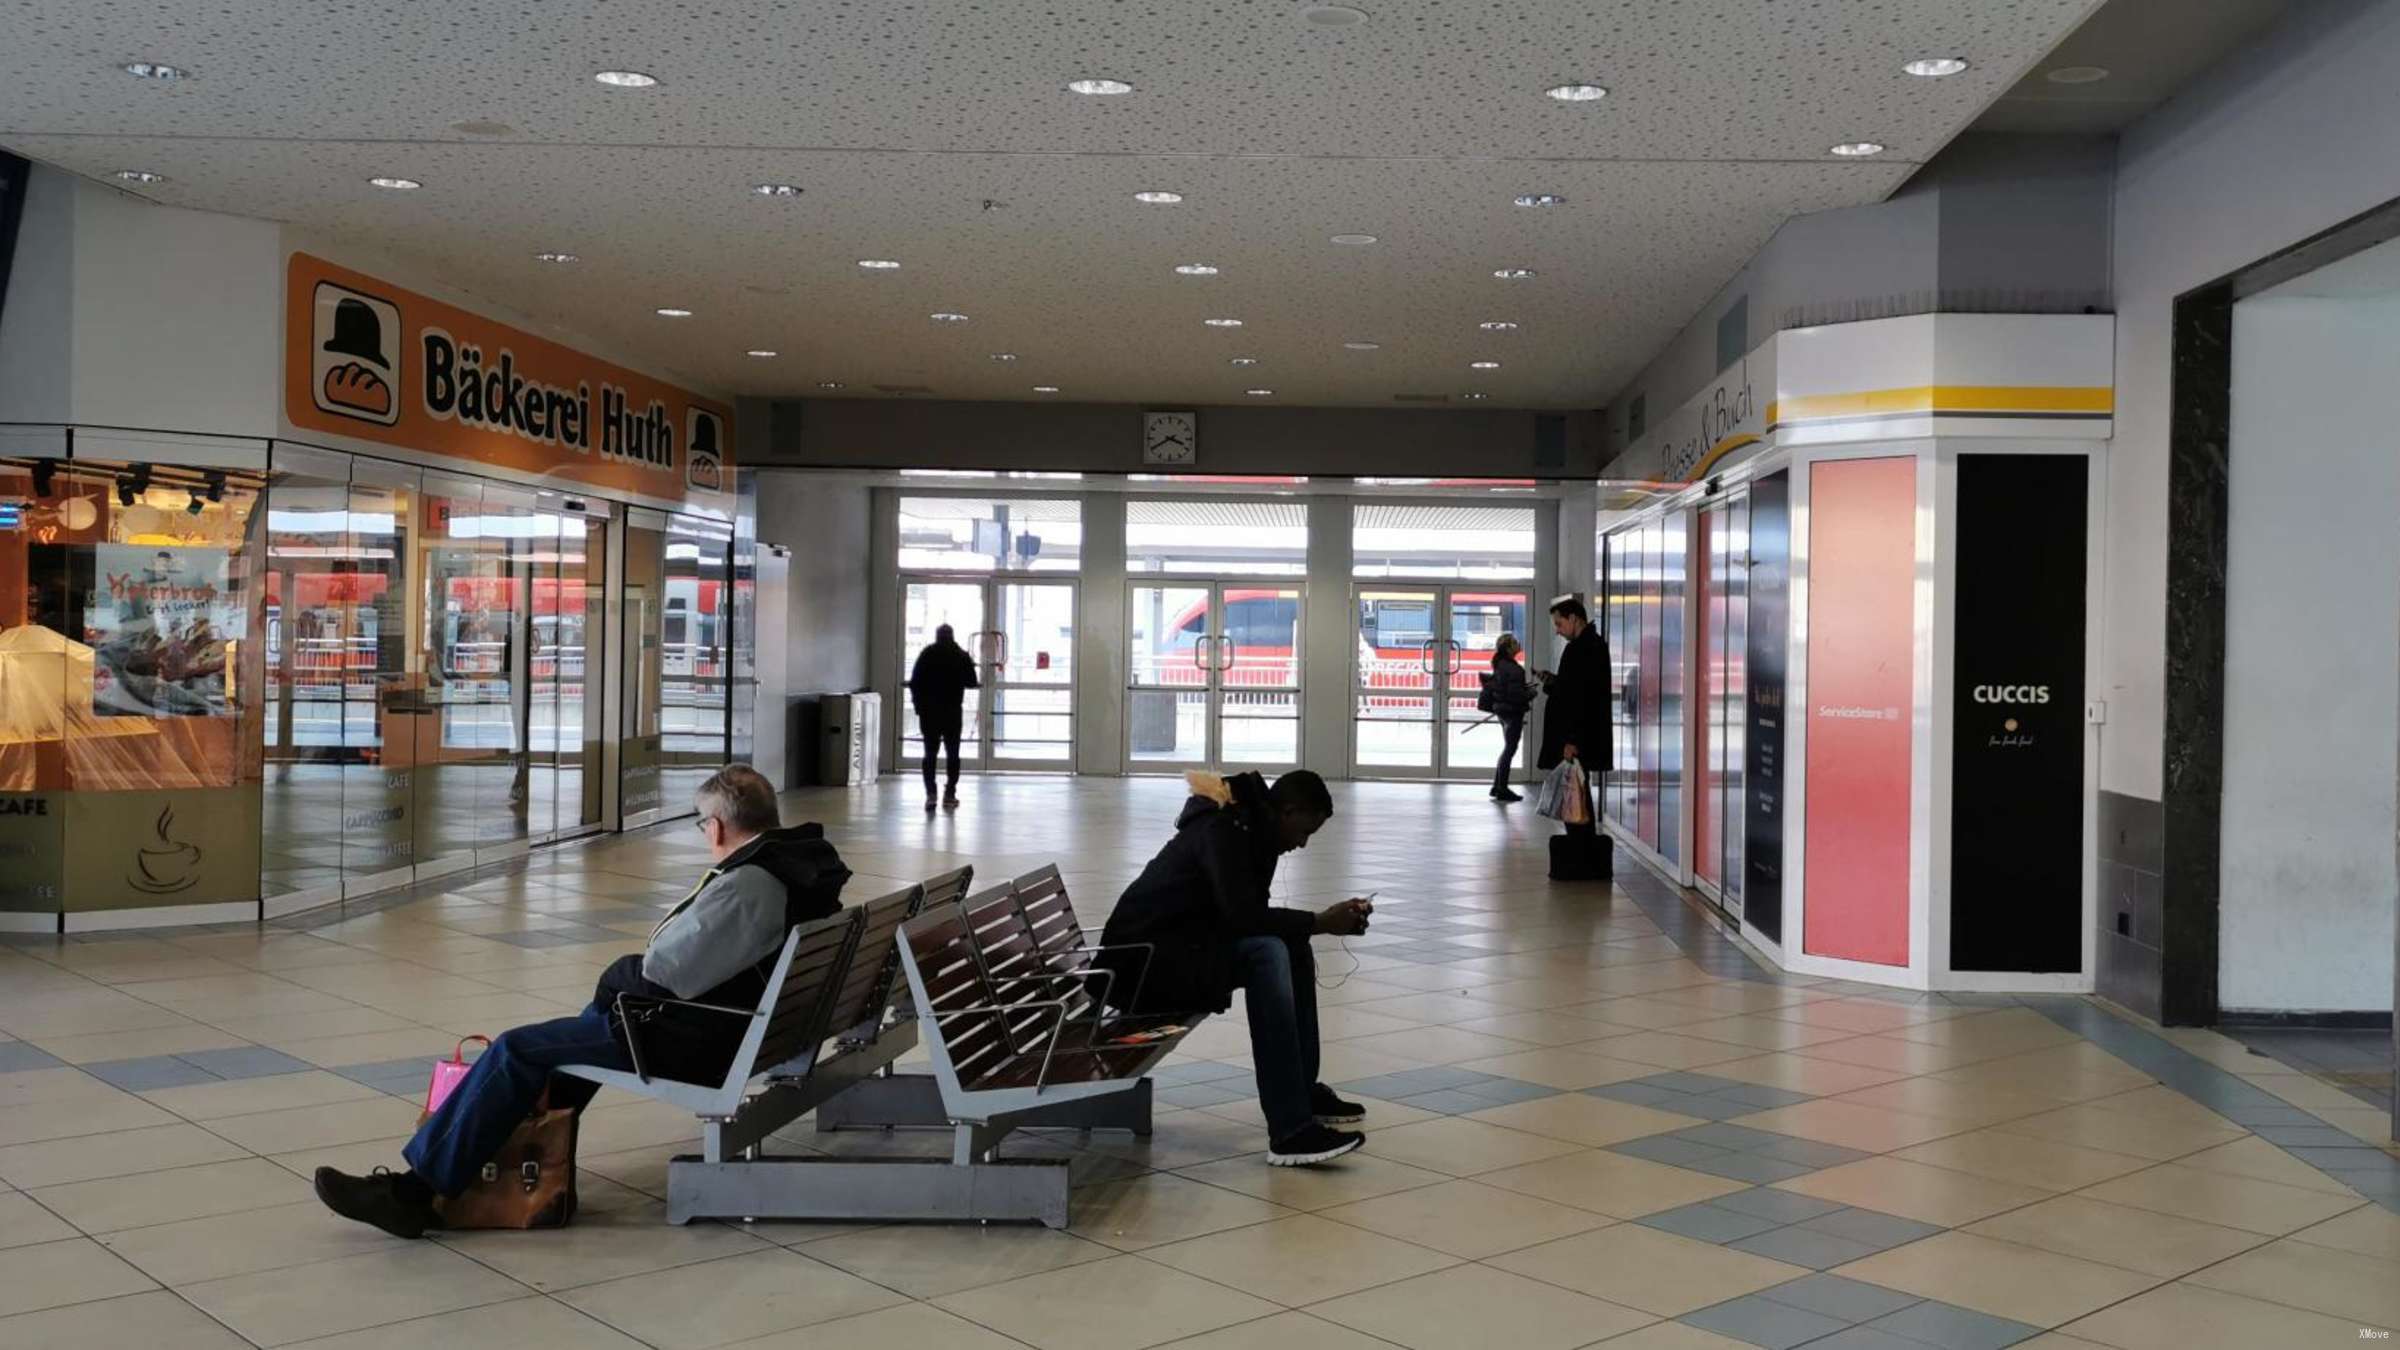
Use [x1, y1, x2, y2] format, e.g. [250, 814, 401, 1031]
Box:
[1537, 625, 1613, 771]
[1096, 772, 1315, 1015]
[907, 638, 979, 730]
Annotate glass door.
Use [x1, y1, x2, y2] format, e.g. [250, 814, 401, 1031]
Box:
[900, 580, 987, 771]
[1126, 582, 1302, 770]
[1692, 497, 1748, 918]
[900, 577, 1077, 770]
[1352, 586, 1532, 779]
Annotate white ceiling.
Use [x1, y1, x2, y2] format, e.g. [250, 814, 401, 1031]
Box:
[1, 0, 2104, 410]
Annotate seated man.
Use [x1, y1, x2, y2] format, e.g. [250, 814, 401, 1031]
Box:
[1095, 769, 1373, 1166]
[314, 764, 850, 1237]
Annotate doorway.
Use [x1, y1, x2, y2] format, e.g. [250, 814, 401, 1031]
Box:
[1691, 497, 1748, 920]
[1351, 586, 1535, 780]
[898, 577, 1077, 771]
[1125, 582, 1303, 771]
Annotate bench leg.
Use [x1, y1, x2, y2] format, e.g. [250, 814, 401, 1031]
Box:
[818, 1074, 1154, 1137]
[666, 1156, 1072, 1229]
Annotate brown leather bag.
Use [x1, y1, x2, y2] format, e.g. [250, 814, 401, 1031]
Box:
[421, 1095, 579, 1230]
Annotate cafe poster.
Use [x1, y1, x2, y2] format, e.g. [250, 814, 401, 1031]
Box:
[88, 544, 241, 718]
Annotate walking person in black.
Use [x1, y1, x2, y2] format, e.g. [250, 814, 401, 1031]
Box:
[1536, 596, 1613, 860]
[907, 624, 979, 811]
[1486, 632, 1536, 802]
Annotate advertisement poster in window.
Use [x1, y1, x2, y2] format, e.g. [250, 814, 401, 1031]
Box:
[86, 544, 241, 719]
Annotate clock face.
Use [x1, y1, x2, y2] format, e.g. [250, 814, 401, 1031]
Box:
[1143, 411, 1197, 465]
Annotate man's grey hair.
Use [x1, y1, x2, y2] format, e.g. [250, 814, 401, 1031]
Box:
[695, 764, 780, 836]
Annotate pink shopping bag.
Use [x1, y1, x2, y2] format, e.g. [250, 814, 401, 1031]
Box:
[425, 1035, 490, 1115]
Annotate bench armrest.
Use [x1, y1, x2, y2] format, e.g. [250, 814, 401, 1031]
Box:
[610, 993, 758, 1086]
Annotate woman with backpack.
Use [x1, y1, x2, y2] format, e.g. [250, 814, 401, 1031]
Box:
[1483, 632, 1536, 802]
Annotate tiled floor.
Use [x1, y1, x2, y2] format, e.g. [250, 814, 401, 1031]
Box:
[3, 776, 2397, 1350]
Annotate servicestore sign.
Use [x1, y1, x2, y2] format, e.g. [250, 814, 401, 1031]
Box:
[284, 253, 731, 503]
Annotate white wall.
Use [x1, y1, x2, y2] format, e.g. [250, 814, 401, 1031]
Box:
[2104, 0, 2400, 799]
[0, 163, 74, 424]
[2218, 293, 2400, 1013]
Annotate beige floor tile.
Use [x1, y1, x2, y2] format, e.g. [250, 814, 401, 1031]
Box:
[1893, 1128, 2154, 1192]
[140, 1069, 386, 1122]
[1988, 1102, 2246, 1162]
[1677, 1015, 1858, 1052]
[261, 1134, 419, 1181]
[1461, 1093, 1703, 1147]
[0, 1121, 250, 1187]
[22, 1024, 253, 1065]
[559, 1247, 907, 1349]
[1125, 1310, 1415, 1350]
[1964, 1195, 2268, 1277]
[1576, 1031, 1755, 1070]
[1835, 1231, 2161, 1327]
[1311, 1261, 1654, 1350]
[1490, 1222, 1808, 1316]
[206, 1007, 420, 1045]
[272, 1028, 463, 1069]
[0, 1091, 178, 1148]
[1564, 999, 1723, 1031]
[2008, 1337, 2121, 1350]
[2286, 1201, 2400, 1261]
[1834, 1077, 2064, 1127]
[0, 1065, 135, 1109]
[1198, 1092, 1441, 1134]
[283, 1295, 651, 1349]
[1728, 1099, 1960, 1153]
[1773, 1155, 2051, 1227]
[2076, 1162, 2368, 1235]
[1479, 1148, 1749, 1218]
[1587, 1323, 1760, 1350]
[1697, 1053, 1911, 1096]
[2060, 1281, 2365, 1350]
[2241, 1069, 2387, 1115]
[798, 1222, 1114, 1298]
[1454, 1011, 1648, 1047]
[1084, 1109, 1281, 1171]
[99, 1199, 413, 1285]
[32, 1156, 310, 1233]
[1068, 1172, 1294, 1250]
[2314, 1104, 2395, 1143]
[1451, 1047, 1663, 1090]
[576, 1097, 712, 1154]
[0, 1237, 158, 1318]
[934, 1253, 1279, 1350]
[0, 1190, 79, 1248]
[721, 1300, 1041, 1350]
[1176, 1149, 1449, 1210]
[199, 1095, 425, 1155]
[2182, 1237, 2400, 1328]
[1146, 1212, 1459, 1306]
[2168, 1135, 2369, 1197]
[1339, 1026, 1542, 1065]
[1349, 1115, 1589, 1176]
[1318, 1178, 1609, 1258]
[1893, 1009, 2082, 1056]
[0, 1289, 248, 1349]
[182, 1241, 526, 1346]
[434, 1192, 769, 1292]
[1797, 1034, 1992, 1075]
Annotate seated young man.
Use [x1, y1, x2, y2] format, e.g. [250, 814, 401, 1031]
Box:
[1095, 769, 1374, 1166]
[313, 764, 850, 1237]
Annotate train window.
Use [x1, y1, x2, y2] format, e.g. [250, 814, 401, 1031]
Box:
[1225, 597, 1298, 646]
[1367, 600, 1433, 648]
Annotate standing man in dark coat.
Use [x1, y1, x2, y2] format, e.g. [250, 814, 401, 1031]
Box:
[907, 623, 979, 812]
[1536, 595, 1613, 838]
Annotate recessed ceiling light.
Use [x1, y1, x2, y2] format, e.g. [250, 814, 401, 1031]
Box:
[1203, 318, 1244, 328]
[534, 251, 579, 264]
[655, 307, 693, 318]
[1545, 83, 1608, 102]
[594, 70, 659, 88]
[2046, 65, 2110, 84]
[1245, 388, 1276, 396]
[1343, 341, 1381, 351]
[1174, 263, 1221, 276]
[1033, 385, 1061, 393]
[1230, 357, 1260, 367]
[1480, 320, 1520, 331]
[1514, 193, 1567, 208]
[368, 176, 423, 190]
[113, 169, 166, 184]
[747, 349, 779, 358]
[1903, 57, 1970, 78]
[1134, 190, 1184, 204]
[1301, 5, 1369, 26]
[857, 258, 901, 269]
[120, 61, 188, 81]
[1493, 268, 1537, 280]
[752, 183, 802, 197]
[1067, 77, 1134, 95]
[1829, 141, 1886, 157]
[930, 312, 970, 323]
[818, 381, 846, 390]
[1461, 392, 1490, 401]
[1470, 360, 1501, 370]
[1331, 233, 1379, 246]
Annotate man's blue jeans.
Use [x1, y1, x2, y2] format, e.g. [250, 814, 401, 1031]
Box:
[402, 1003, 631, 1197]
[1233, 934, 1322, 1142]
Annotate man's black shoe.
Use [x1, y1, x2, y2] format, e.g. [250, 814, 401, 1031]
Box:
[1491, 788, 1523, 803]
[314, 1166, 438, 1239]
[1310, 1082, 1365, 1124]
[1269, 1123, 1365, 1167]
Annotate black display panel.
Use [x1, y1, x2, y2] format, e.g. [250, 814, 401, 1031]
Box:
[1743, 472, 1789, 942]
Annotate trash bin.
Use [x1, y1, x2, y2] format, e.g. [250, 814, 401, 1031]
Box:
[819, 692, 882, 786]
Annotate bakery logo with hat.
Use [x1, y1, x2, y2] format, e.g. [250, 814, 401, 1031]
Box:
[686, 409, 725, 491]
[310, 282, 402, 426]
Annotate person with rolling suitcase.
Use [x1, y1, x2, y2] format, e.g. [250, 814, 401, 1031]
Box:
[1535, 595, 1613, 881]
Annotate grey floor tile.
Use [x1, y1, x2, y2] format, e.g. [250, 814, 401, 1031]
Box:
[1754, 1273, 1922, 1323]
[1805, 1329, 1944, 1350]
[1672, 1123, 1789, 1151]
[1393, 1088, 1507, 1114]
[85, 1056, 223, 1091]
[1157, 1082, 1252, 1108]
[1642, 1072, 1752, 1095]
[177, 1046, 313, 1080]
[1710, 1187, 1849, 1225]
[1680, 1292, 1852, 1349]
[1586, 1082, 1693, 1108]
[1709, 1083, 1815, 1109]
[0, 1042, 66, 1072]
[1725, 1225, 1884, 1270]
[1382, 1065, 1501, 1092]
[2250, 1125, 2365, 1148]
[1610, 1135, 1737, 1168]
[331, 1057, 452, 1084]
[1637, 1202, 1787, 1244]
[1450, 1077, 1564, 1106]
[1659, 1094, 1765, 1121]
[1795, 1208, 1946, 1251]
[1864, 1300, 2041, 1350]
[1683, 1151, 1821, 1184]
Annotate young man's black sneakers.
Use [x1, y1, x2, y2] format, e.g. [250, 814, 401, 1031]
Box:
[1269, 1123, 1365, 1166]
[314, 1165, 439, 1239]
[1310, 1082, 1365, 1124]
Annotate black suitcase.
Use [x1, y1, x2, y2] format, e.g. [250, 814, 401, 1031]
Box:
[1549, 832, 1614, 882]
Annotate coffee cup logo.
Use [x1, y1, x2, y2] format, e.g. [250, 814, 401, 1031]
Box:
[129, 805, 203, 894]
[686, 409, 724, 491]
[311, 283, 402, 426]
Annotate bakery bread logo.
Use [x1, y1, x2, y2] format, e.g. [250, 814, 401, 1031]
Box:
[686, 409, 725, 491]
[310, 282, 402, 426]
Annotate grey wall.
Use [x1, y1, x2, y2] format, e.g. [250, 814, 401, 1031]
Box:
[766, 398, 1601, 478]
[754, 470, 873, 696]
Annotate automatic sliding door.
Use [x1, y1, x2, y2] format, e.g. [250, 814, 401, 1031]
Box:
[480, 482, 540, 857]
[621, 511, 666, 825]
[989, 581, 1074, 766]
[659, 515, 732, 816]
[1217, 585, 1301, 769]
[1127, 585, 1209, 766]
[553, 504, 606, 836]
[1354, 588, 1439, 775]
[1445, 590, 1531, 781]
[900, 580, 987, 770]
[259, 461, 350, 903]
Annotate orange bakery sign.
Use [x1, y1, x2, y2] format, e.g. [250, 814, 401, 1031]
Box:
[284, 253, 731, 501]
